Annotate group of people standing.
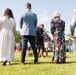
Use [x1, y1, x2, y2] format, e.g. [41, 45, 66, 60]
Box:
[0, 2, 76, 65]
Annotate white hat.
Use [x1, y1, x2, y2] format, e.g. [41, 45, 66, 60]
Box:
[53, 11, 61, 18]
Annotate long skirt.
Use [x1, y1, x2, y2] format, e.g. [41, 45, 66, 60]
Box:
[52, 35, 66, 63]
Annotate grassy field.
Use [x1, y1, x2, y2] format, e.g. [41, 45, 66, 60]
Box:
[0, 51, 76, 75]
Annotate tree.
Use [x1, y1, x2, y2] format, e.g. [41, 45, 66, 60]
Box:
[14, 31, 21, 43]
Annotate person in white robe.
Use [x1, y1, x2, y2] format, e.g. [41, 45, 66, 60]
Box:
[0, 8, 16, 65]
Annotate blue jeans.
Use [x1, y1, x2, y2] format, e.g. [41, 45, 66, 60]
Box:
[21, 35, 38, 63]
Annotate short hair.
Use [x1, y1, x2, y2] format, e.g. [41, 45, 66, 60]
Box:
[53, 11, 61, 18]
[4, 8, 14, 18]
[25, 3, 31, 9]
[38, 24, 44, 28]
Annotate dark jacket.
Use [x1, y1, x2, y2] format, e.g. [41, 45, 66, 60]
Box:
[35, 27, 44, 44]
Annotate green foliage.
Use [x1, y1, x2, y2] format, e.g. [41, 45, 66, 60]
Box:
[0, 51, 76, 75]
[14, 31, 21, 43]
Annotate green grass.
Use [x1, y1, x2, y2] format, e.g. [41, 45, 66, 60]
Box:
[0, 51, 76, 75]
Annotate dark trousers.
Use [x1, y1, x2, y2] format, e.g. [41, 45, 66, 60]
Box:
[21, 35, 38, 63]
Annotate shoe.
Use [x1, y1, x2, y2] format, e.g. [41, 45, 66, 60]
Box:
[2, 60, 7, 66]
[62, 60, 65, 63]
[34, 62, 38, 64]
[52, 58, 54, 62]
[41, 56, 44, 58]
[6, 62, 10, 65]
[21, 62, 25, 65]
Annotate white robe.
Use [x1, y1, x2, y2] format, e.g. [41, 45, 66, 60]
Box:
[0, 16, 16, 61]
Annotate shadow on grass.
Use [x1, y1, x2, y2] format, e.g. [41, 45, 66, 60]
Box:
[10, 58, 76, 65]
[10, 61, 76, 65]
[11, 61, 53, 65]
[64, 61, 76, 64]
[36, 61, 76, 64]
[35, 61, 76, 65]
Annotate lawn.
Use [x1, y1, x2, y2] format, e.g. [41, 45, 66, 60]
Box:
[0, 51, 76, 75]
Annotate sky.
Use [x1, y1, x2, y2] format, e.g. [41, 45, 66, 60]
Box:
[0, 0, 76, 34]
